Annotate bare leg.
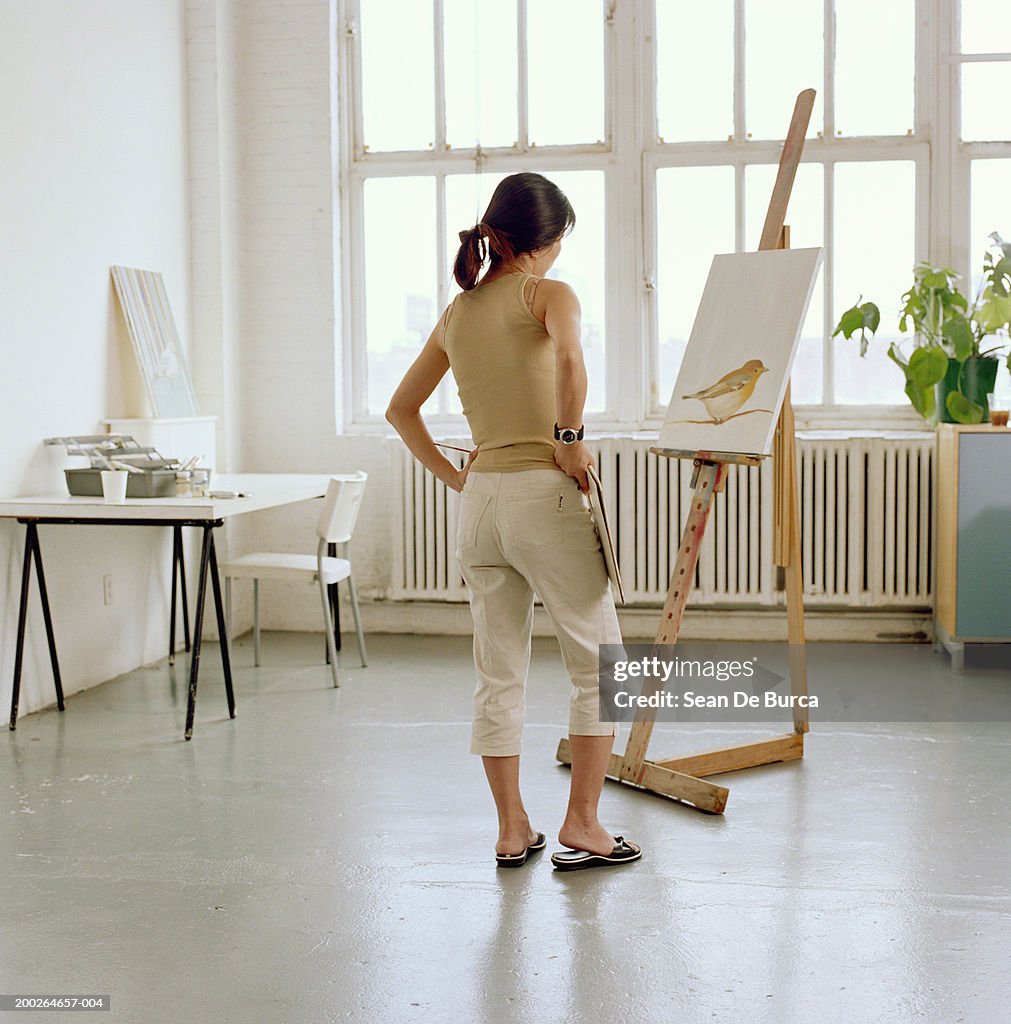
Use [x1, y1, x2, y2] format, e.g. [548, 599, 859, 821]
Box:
[558, 734, 638, 856]
[482, 755, 541, 857]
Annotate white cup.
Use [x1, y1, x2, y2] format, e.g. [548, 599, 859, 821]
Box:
[100, 469, 129, 503]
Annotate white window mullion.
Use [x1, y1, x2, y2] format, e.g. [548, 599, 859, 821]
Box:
[348, 172, 369, 424]
[517, 0, 529, 150]
[823, 161, 835, 406]
[639, 2, 660, 421]
[606, 0, 642, 425]
[734, 0, 745, 141]
[346, 0, 364, 159]
[822, 0, 836, 404]
[433, 0, 446, 152]
[435, 172, 449, 416]
[823, 0, 835, 141]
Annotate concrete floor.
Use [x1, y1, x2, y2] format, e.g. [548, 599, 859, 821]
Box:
[3, 632, 1010, 1024]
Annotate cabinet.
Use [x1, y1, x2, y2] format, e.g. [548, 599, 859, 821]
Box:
[935, 424, 1011, 670]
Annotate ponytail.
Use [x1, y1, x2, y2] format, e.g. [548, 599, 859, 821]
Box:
[452, 222, 517, 291]
[451, 173, 574, 291]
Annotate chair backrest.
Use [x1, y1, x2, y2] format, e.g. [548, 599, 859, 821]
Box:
[316, 471, 368, 544]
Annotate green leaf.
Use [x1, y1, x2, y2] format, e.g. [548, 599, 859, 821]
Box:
[887, 342, 908, 371]
[945, 390, 985, 424]
[942, 315, 974, 361]
[832, 301, 879, 357]
[989, 255, 1011, 297]
[832, 305, 866, 339]
[904, 379, 935, 419]
[907, 345, 949, 387]
[979, 293, 1011, 331]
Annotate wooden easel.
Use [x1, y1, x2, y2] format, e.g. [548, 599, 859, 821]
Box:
[556, 90, 816, 814]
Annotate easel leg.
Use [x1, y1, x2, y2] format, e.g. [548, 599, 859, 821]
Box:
[620, 461, 724, 782]
[775, 385, 810, 735]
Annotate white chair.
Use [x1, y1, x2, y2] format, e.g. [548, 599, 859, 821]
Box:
[221, 472, 368, 687]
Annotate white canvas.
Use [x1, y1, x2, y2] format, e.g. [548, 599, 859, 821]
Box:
[659, 248, 823, 457]
[111, 266, 199, 418]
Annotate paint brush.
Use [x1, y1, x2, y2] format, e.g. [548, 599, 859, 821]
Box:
[434, 442, 474, 453]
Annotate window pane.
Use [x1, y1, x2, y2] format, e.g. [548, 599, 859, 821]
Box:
[961, 62, 1011, 141]
[835, 0, 914, 136]
[444, 0, 518, 149]
[745, 0, 822, 140]
[547, 171, 607, 413]
[746, 164, 825, 404]
[656, 0, 733, 142]
[528, 0, 604, 145]
[971, 159, 1011, 294]
[361, 0, 434, 151]
[444, 170, 607, 415]
[655, 167, 736, 411]
[833, 162, 916, 405]
[961, 0, 1011, 53]
[972, 163, 1011, 403]
[364, 177, 437, 415]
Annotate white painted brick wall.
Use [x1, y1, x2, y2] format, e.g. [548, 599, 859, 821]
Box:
[185, 0, 396, 637]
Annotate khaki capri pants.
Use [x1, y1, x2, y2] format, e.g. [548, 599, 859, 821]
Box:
[456, 468, 622, 756]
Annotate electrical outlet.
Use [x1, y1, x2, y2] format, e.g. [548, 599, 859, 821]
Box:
[103, 575, 113, 606]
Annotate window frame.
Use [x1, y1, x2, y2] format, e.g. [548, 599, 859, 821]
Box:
[337, 0, 992, 434]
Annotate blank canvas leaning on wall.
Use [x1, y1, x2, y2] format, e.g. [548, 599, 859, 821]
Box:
[111, 266, 199, 417]
[659, 248, 823, 458]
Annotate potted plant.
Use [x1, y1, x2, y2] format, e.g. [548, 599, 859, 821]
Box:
[833, 232, 1011, 423]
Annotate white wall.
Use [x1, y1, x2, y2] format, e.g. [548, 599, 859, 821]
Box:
[0, 0, 191, 718]
[188, 0, 396, 638]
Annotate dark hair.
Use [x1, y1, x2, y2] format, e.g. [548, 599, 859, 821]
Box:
[452, 172, 575, 291]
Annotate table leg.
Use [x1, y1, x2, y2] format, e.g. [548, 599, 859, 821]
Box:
[208, 531, 236, 720]
[9, 524, 35, 730]
[9, 524, 64, 732]
[178, 529, 191, 653]
[169, 527, 180, 666]
[30, 525, 64, 712]
[184, 526, 213, 741]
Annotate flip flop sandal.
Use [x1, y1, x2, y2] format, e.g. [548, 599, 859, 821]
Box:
[495, 832, 546, 868]
[550, 836, 641, 871]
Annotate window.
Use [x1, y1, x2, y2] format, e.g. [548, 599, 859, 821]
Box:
[339, 1, 1008, 428]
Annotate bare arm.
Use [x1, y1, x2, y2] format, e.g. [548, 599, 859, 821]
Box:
[386, 310, 477, 493]
[539, 280, 593, 492]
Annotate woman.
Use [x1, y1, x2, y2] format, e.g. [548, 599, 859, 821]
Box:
[386, 172, 640, 871]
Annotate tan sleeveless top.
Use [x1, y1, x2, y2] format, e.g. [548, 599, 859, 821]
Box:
[441, 272, 556, 473]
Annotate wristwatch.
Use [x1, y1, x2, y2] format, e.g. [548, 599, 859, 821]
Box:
[553, 423, 585, 445]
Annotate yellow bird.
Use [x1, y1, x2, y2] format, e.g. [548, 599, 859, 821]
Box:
[683, 359, 770, 423]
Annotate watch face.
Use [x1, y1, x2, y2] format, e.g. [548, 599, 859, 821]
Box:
[560, 428, 578, 444]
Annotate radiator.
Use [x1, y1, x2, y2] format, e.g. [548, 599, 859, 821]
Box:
[390, 433, 935, 608]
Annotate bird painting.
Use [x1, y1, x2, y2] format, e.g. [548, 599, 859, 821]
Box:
[680, 359, 771, 424]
